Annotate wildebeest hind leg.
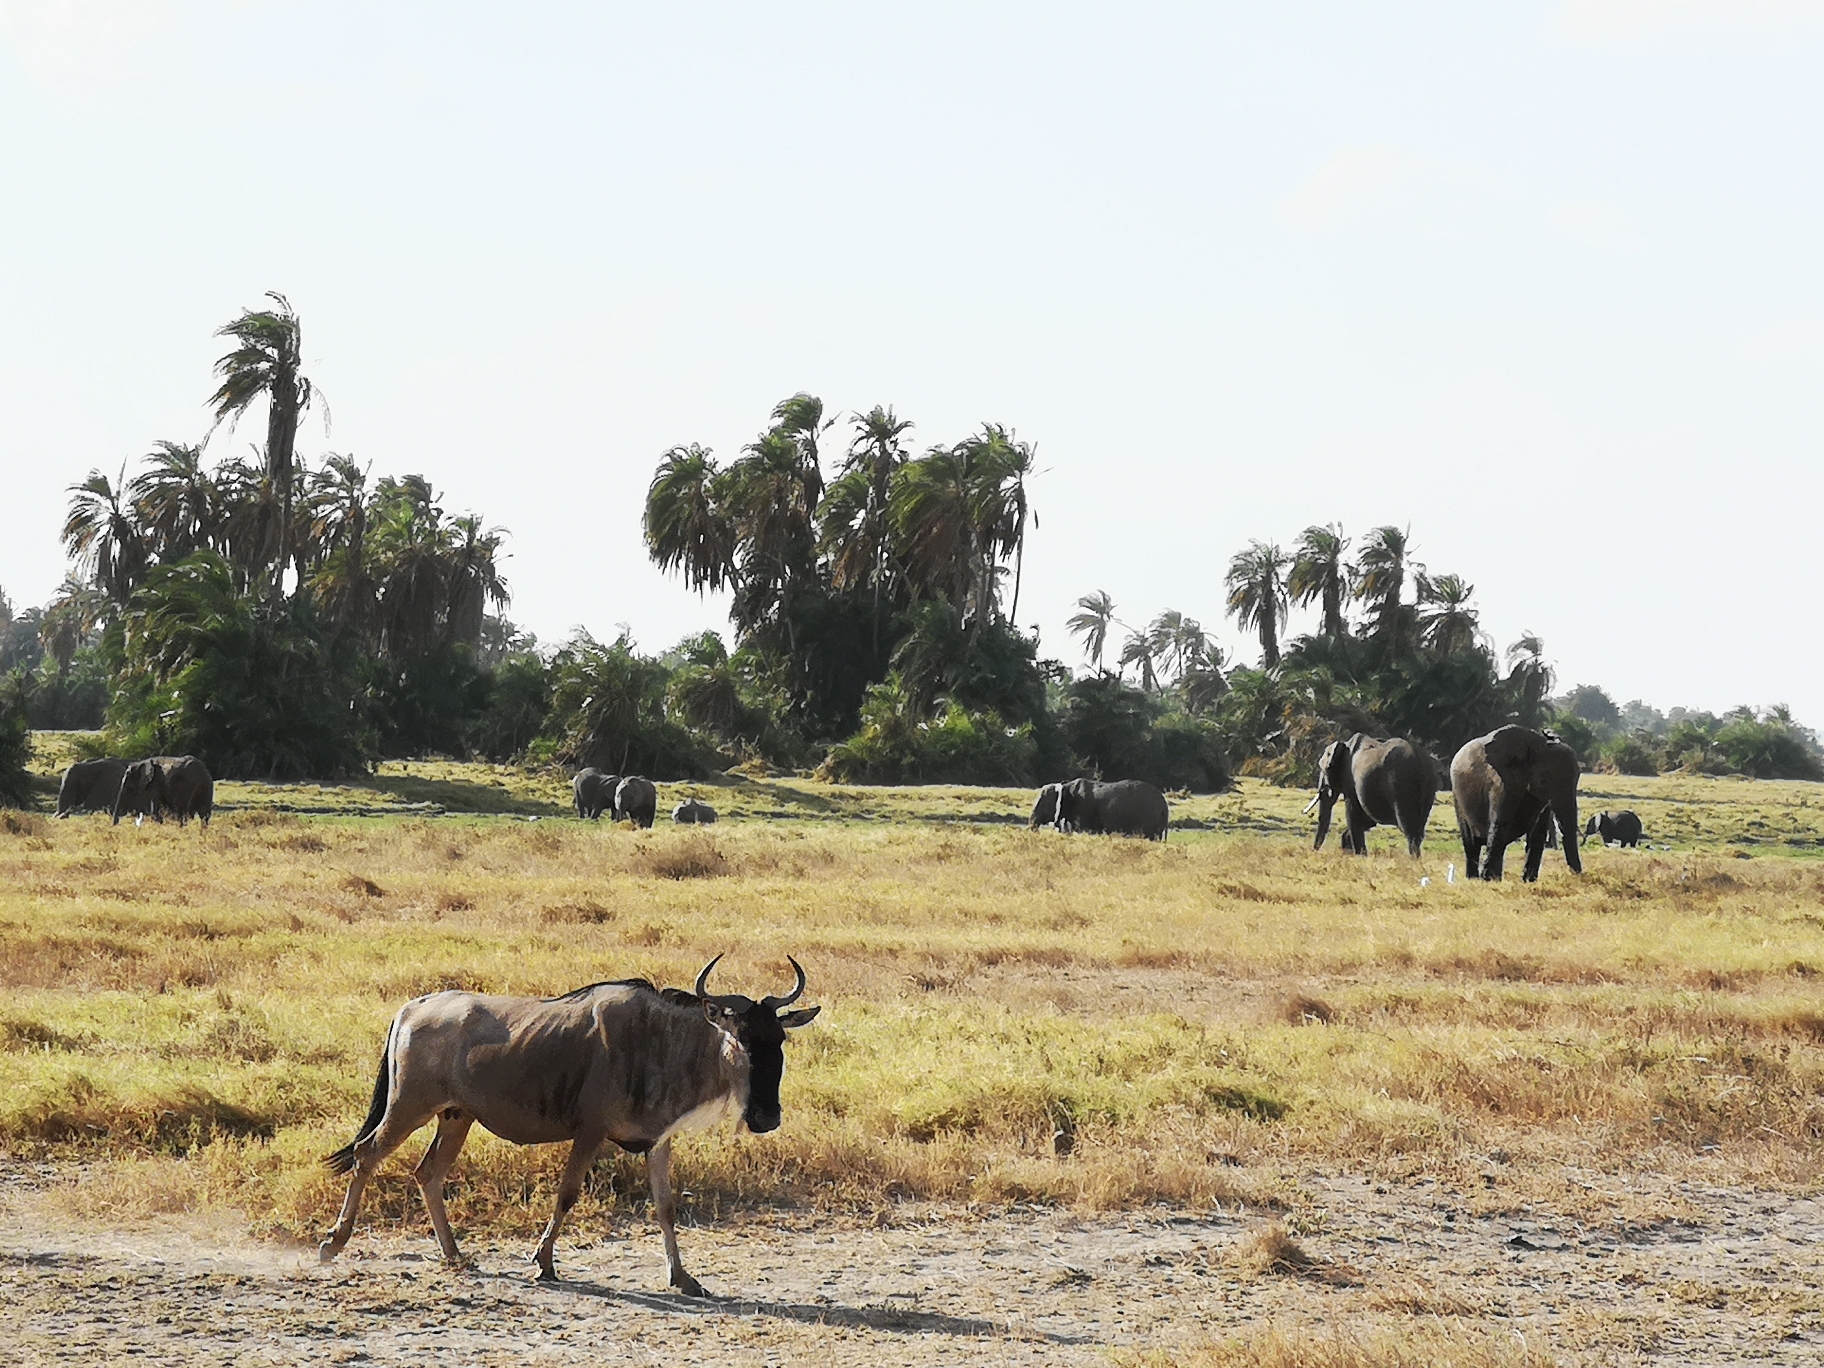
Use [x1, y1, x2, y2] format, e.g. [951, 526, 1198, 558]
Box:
[319, 1104, 438, 1264]
[533, 1131, 605, 1281]
[649, 1138, 705, 1297]
[415, 1110, 474, 1264]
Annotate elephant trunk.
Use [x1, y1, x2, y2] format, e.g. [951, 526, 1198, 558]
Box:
[1312, 791, 1336, 850]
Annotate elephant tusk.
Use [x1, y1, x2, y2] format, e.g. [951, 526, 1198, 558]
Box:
[1302, 793, 1322, 815]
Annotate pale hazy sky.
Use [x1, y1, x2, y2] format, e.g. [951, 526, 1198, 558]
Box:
[2, 1, 1820, 724]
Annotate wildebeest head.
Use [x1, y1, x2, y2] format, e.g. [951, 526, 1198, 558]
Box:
[693, 955, 819, 1134]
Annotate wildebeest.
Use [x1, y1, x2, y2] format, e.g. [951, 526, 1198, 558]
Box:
[318, 957, 820, 1291]
[56, 758, 129, 818]
[672, 798, 716, 824]
[113, 755, 214, 827]
[572, 768, 619, 820]
[614, 775, 658, 828]
[1584, 809, 1643, 848]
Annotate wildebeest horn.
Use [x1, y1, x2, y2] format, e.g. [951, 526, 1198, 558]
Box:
[763, 955, 806, 1010]
[1302, 793, 1322, 815]
[694, 954, 722, 998]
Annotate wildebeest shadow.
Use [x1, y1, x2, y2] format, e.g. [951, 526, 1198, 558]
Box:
[508, 1271, 1081, 1342]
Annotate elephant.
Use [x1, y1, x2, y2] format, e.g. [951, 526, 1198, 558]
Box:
[573, 769, 620, 821]
[56, 758, 129, 818]
[1029, 783, 1063, 830]
[113, 755, 214, 828]
[1306, 733, 1435, 858]
[614, 775, 658, 829]
[672, 798, 717, 824]
[1449, 726, 1581, 882]
[1584, 810, 1643, 848]
[1055, 778, 1169, 841]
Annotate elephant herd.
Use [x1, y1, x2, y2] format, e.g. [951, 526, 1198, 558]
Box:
[55, 755, 215, 827]
[1025, 724, 1646, 883]
[1312, 724, 1643, 881]
[572, 768, 717, 828]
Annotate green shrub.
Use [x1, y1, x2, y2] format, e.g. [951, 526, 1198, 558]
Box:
[0, 671, 31, 807]
[819, 678, 1036, 785]
[1603, 733, 1660, 777]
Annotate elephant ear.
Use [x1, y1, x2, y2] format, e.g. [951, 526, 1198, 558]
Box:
[1319, 743, 1347, 789]
[1483, 727, 1536, 773]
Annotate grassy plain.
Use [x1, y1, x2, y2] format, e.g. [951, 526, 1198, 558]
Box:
[7, 733, 1824, 1262]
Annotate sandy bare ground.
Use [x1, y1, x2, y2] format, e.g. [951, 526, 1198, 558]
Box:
[2, 1163, 1823, 1366]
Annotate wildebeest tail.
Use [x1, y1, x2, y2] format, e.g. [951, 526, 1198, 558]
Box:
[324, 1018, 395, 1175]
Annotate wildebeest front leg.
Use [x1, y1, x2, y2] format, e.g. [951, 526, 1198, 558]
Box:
[533, 1132, 605, 1281]
[415, 1109, 474, 1264]
[648, 1138, 706, 1297]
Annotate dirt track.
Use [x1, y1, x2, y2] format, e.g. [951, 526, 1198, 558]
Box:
[4, 1164, 1824, 1365]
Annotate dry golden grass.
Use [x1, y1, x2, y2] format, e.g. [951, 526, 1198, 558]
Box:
[1119, 1324, 1561, 1368]
[5, 747, 1824, 1251]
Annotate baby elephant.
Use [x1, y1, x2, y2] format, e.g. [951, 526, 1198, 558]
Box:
[1583, 810, 1643, 848]
[672, 798, 717, 824]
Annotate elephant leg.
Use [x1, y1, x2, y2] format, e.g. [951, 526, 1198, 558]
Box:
[1458, 821, 1481, 878]
[1347, 815, 1370, 856]
[1481, 814, 1511, 881]
[1556, 807, 1583, 874]
[1521, 815, 1552, 883]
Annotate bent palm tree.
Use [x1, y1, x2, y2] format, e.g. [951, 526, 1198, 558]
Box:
[209, 293, 316, 598]
[1225, 541, 1290, 668]
[1068, 592, 1117, 672]
[1289, 524, 1351, 637]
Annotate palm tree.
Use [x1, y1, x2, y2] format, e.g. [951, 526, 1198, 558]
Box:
[644, 444, 737, 596]
[444, 515, 511, 649]
[1288, 524, 1351, 637]
[889, 443, 976, 615]
[1352, 525, 1417, 643]
[768, 392, 831, 511]
[62, 468, 147, 606]
[1225, 540, 1290, 668]
[369, 475, 451, 658]
[130, 441, 218, 562]
[822, 406, 912, 649]
[1179, 642, 1231, 715]
[967, 425, 1036, 623]
[1068, 591, 1117, 672]
[1148, 610, 1206, 684]
[212, 451, 281, 593]
[209, 292, 316, 597]
[305, 455, 373, 643]
[1118, 629, 1160, 692]
[39, 576, 107, 673]
[1505, 633, 1553, 728]
[1416, 572, 1482, 655]
[722, 428, 822, 658]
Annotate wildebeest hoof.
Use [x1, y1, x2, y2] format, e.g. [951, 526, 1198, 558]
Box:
[671, 1271, 707, 1298]
[535, 1264, 558, 1282]
[317, 1241, 339, 1265]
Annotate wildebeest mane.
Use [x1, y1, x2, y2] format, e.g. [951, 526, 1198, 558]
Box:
[546, 978, 701, 1007]
[547, 977, 658, 1003]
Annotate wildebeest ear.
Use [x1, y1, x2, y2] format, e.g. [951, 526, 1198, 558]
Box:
[702, 1000, 736, 1024]
[777, 1006, 820, 1029]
